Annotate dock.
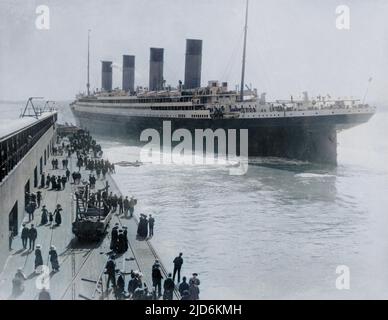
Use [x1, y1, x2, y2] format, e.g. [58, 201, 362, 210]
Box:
[0, 136, 177, 300]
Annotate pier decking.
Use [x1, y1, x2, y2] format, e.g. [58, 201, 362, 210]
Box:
[0, 142, 175, 300]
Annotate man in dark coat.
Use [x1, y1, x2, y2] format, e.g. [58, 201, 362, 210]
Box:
[163, 273, 175, 300]
[122, 226, 129, 252]
[26, 201, 36, 221]
[152, 263, 163, 297]
[65, 169, 70, 181]
[123, 196, 130, 217]
[173, 252, 183, 283]
[50, 175, 56, 190]
[46, 174, 51, 188]
[111, 195, 118, 213]
[21, 224, 29, 249]
[61, 175, 67, 190]
[105, 256, 116, 290]
[117, 230, 127, 254]
[28, 224, 37, 250]
[110, 223, 119, 251]
[56, 175, 62, 191]
[179, 276, 190, 296]
[71, 171, 77, 184]
[148, 214, 155, 237]
[36, 191, 42, 208]
[40, 173, 45, 189]
[118, 196, 123, 215]
[127, 271, 137, 297]
[115, 272, 125, 300]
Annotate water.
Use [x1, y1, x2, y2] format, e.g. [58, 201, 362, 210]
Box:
[2, 101, 388, 299]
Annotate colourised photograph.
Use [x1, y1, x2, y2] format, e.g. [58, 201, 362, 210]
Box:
[0, 0, 387, 303]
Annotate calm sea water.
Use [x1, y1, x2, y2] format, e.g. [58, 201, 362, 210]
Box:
[2, 102, 388, 299]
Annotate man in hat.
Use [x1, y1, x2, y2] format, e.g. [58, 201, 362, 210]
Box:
[152, 261, 163, 297]
[118, 196, 123, 215]
[36, 191, 42, 208]
[21, 224, 29, 249]
[105, 256, 116, 290]
[148, 214, 155, 237]
[61, 175, 67, 190]
[66, 168, 70, 182]
[128, 196, 136, 218]
[123, 196, 130, 217]
[26, 201, 36, 221]
[127, 270, 137, 298]
[173, 252, 184, 283]
[28, 224, 37, 250]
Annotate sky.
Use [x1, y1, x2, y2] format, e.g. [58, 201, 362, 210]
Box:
[0, 0, 387, 104]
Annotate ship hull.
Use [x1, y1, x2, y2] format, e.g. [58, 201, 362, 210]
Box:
[71, 108, 374, 164]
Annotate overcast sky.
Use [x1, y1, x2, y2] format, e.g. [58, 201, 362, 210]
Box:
[0, 0, 387, 104]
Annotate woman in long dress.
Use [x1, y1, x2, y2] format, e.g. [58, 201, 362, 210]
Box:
[40, 206, 48, 225]
[54, 205, 62, 226]
[34, 245, 43, 272]
[49, 245, 59, 272]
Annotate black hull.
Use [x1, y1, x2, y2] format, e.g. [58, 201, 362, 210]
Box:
[71, 109, 374, 165]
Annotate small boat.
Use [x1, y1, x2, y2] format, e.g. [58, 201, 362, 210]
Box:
[115, 160, 143, 167]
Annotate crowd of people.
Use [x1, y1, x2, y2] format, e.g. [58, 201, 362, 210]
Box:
[103, 250, 200, 301]
[11, 129, 203, 300]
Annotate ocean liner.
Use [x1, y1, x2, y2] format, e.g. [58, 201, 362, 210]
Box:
[70, 1, 375, 164]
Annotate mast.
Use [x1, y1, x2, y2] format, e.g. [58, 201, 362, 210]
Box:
[240, 0, 249, 101]
[87, 29, 91, 96]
